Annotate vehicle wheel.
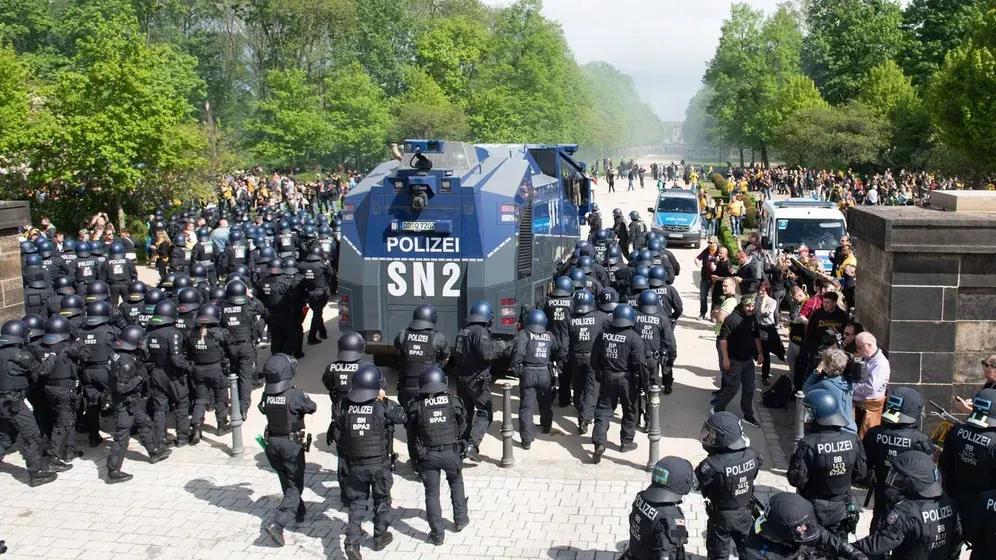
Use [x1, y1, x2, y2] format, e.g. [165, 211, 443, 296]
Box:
[693, 242, 700, 249]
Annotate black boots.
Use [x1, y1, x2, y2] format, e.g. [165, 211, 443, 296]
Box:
[47, 457, 73, 472]
[148, 447, 172, 464]
[106, 470, 133, 484]
[190, 426, 202, 445]
[263, 521, 284, 547]
[372, 531, 393, 551]
[29, 471, 57, 487]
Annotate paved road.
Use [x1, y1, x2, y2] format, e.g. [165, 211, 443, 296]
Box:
[0, 156, 957, 559]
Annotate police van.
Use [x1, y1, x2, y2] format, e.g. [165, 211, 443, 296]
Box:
[758, 199, 847, 274]
[648, 189, 704, 249]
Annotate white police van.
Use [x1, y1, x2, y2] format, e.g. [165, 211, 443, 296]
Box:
[758, 199, 847, 274]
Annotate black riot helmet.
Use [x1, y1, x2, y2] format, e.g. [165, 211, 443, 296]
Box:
[86, 280, 110, 302]
[259, 247, 276, 261]
[24, 253, 42, 268]
[53, 276, 75, 296]
[881, 387, 923, 426]
[42, 315, 72, 345]
[634, 265, 651, 279]
[173, 274, 193, 291]
[144, 288, 166, 314]
[577, 256, 594, 274]
[552, 276, 573, 297]
[648, 238, 664, 256]
[410, 304, 438, 330]
[59, 294, 85, 317]
[700, 411, 750, 451]
[802, 389, 848, 428]
[306, 244, 323, 261]
[127, 281, 148, 303]
[637, 249, 653, 266]
[233, 264, 251, 279]
[648, 266, 668, 288]
[885, 450, 943, 499]
[268, 258, 283, 275]
[349, 364, 384, 402]
[631, 275, 649, 293]
[597, 287, 619, 312]
[196, 303, 221, 325]
[419, 366, 448, 394]
[578, 243, 596, 259]
[524, 309, 548, 333]
[282, 257, 299, 275]
[263, 353, 298, 394]
[89, 241, 104, 256]
[85, 301, 111, 326]
[337, 331, 366, 362]
[159, 272, 177, 294]
[611, 304, 636, 328]
[467, 301, 494, 325]
[637, 289, 660, 314]
[190, 263, 208, 283]
[968, 388, 996, 429]
[36, 240, 54, 258]
[629, 210, 641, 222]
[606, 245, 622, 265]
[177, 288, 201, 314]
[568, 268, 586, 289]
[209, 286, 226, 306]
[0, 319, 28, 346]
[20, 240, 37, 255]
[612, 208, 623, 218]
[151, 299, 179, 325]
[643, 456, 696, 503]
[22, 314, 45, 341]
[114, 325, 147, 351]
[594, 229, 609, 245]
[756, 493, 821, 545]
[62, 239, 77, 254]
[108, 242, 125, 257]
[572, 289, 595, 315]
[75, 242, 91, 258]
[225, 280, 249, 305]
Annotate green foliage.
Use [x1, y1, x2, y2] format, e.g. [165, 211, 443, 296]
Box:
[0, 43, 29, 156]
[711, 173, 728, 192]
[900, 0, 985, 87]
[324, 62, 392, 168]
[390, 67, 468, 140]
[243, 68, 333, 167]
[858, 60, 919, 118]
[581, 62, 664, 151]
[802, 0, 905, 105]
[926, 8, 996, 174]
[682, 86, 718, 149]
[772, 101, 891, 169]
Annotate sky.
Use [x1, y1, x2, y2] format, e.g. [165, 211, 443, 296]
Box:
[480, 0, 784, 121]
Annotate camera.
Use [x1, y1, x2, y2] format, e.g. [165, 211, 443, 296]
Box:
[843, 355, 866, 384]
[410, 185, 429, 211]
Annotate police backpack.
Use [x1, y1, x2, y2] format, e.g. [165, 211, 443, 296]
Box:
[762, 374, 793, 409]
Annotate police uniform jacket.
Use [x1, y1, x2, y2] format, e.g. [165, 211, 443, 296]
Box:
[0, 346, 45, 393]
[453, 323, 508, 378]
[589, 324, 647, 383]
[854, 496, 962, 560]
[261, 386, 317, 437]
[626, 491, 687, 560]
[863, 424, 933, 510]
[404, 391, 467, 457]
[394, 328, 450, 384]
[332, 397, 406, 464]
[511, 328, 562, 385]
[696, 448, 763, 511]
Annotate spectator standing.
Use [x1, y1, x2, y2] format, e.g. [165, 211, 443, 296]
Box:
[210, 219, 230, 253]
[754, 282, 784, 386]
[852, 332, 890, 438]
[694, 237, 720, 320]
[716, 295, 763, 427]
[955, 354, 996, 412]
[734, 250, 764, 296]
[803, 348, 857, 434]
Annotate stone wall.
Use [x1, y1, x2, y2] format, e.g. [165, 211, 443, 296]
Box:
[0, 201, 31, 321]
[849, 202, 996, 430]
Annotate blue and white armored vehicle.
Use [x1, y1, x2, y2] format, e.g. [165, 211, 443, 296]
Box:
[337, 139, 592, 355]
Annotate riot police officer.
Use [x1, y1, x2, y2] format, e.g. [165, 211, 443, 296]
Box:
[863, 387, 934, 528]
[587, 203, 602, 242]
[939, 387, 996, 522]
[169, 234, 191, 274]
[576, 256, 604, 295]
[854, 450, 963, 559]
[38, 316, 81, 463]
[60, 238, 78, 267]
[788, 389, 867, 537]
[512, 309, 561, 449]
[394, 304, 449, 468]
[744, 492, 867, 559]
[567, 290, 600, 435]
[189, 264, 212, 302]
[219, 229, 252, 276]
[106, 325, 172, 483]
[139, 288, 165, 328]
[72, 241, 101, 293]
[0, 320, 64, 486]
[59, 293, 86, 336]
[275, 220, 298, 260]
[453, 301, 510, 462]
[102, 242, 136, 306]
[696, 411, 763, 560]
[260, 258, 294, 354]
[634, 290, 676, 429]
[590, 304, 647, 463]
[538, 276, 574, 407]
[50, 276, 75, 317]
[404, 366, 469, 545]
[299, 245, 334, 344]
[604, 245, 624, 287]
[323, 331, 366, 503]
[594, 287, 620, 329]
[613, 209, 630, 254]
[648, 265, 682, 327]
[647, 238, 676, 284]
[259, 354, 317, 547]
[121, 281, 147, 326]
[282, 257, 307, 358]
[146, 299, 193, 448]
[221, 280, 258, 421]
[37, 239, 72, 279]
[331, 364, 407, 559]
[623, 456, 694, 560]
[175, 287, 201, 336]
[629, 211, 649, 251]
[23, 254, 54, 317]
[76, 300, 118, 447]
[192, 227, 218, 284]
[187, 304, 233, 443]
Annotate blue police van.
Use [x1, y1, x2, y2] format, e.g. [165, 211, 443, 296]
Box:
[648, 189, 704, 249]
[337, 140, 592, 355]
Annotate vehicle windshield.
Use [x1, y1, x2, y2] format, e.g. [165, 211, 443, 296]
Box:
[775, 219, 845, 251]
[655, 197, 698, 214]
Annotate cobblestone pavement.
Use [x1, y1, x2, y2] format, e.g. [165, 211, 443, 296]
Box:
[0, 157, 966, 558]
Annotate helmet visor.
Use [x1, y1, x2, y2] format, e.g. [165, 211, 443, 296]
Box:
[699, 424, 719, 447]
[884, 465, 911, 492]
[881, 393, 905, 424]
[968, 396, 994, 428]
[803, 402, 816, 424]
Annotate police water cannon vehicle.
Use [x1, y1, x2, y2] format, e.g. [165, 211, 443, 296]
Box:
[337, 139, 593, 356]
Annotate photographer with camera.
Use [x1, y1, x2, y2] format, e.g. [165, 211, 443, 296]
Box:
[803, 347, 858, 434]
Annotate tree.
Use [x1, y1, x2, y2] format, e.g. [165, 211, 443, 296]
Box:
[390, 67, 468, 139]
[582, 61, 664, 152]
[900, 0, 985, 87]
[36, 12, 207, 228]
[682, 86, 718, 149]
[926, 8, 996, 174]
[859, 60, 932, 169]
[772, 101, 890, 169]
[0, 43, 29, 156]
[414, 16, 488, 105]
[858, 60, 919, 118]
[323, 62, 392, 168]
[802, 0, 905, 105]
[242, 67, 333, 168]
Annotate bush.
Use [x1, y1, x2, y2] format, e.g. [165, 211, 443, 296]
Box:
[711, 173, 727, 192]
[744, 206, 759, 230]
[717, 218, 741, 256]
